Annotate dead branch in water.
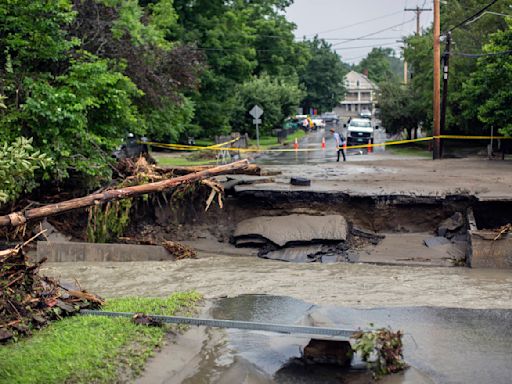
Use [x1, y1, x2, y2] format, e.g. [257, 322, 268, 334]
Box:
[0, 160, 249, 228]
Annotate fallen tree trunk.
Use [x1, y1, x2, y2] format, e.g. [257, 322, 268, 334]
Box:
[165, 163, 263, 176]
[0, 159, 249, 227]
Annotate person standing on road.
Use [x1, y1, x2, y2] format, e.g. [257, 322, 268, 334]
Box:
[330, 128, 346, 162]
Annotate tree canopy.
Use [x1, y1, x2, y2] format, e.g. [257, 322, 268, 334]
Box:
[0, 0, 349, 203]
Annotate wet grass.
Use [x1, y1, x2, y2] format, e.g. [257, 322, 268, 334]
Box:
[257, 129, 305, 149]
[387, 145, 432, 158]
[152, 155, 218, 167]
[0, 292, 201, 384]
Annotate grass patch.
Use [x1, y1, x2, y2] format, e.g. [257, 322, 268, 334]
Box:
[194, 138, 215, 146]
[0, 292, 201, 384]
[255, 129, 306, 149]
[386, 144, 431, 158]
[152, 154, 218, 167]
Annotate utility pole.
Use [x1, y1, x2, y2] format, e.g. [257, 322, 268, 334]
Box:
[396, 39, 408, 84]
[440, 32, 451, 159]
[405, 5, 433, 35]
[433, 0, 441, 159]
[403, 6, 431, 84]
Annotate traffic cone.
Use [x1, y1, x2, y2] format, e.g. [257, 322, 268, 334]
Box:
[294, 137, 299, 151]
[321, 136, 326, 149]
[367, 139, 373, 153]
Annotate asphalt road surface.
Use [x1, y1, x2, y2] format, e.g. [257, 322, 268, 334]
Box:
[256, 124, 387, 165]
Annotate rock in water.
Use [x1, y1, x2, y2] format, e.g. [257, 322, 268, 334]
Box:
[234, 215, 348, 247]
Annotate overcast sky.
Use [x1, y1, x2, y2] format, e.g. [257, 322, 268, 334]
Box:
[285, 0, 434, 64]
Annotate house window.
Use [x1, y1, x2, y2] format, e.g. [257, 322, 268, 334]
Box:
[356, 80, 360, 87]
[348, 104, 352, 112]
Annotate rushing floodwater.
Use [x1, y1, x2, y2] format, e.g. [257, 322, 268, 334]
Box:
[171, 295, 512, 384]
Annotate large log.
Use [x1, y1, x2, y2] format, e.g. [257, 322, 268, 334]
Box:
[0, 160, 249, 227]
[164, 163, 262, 176]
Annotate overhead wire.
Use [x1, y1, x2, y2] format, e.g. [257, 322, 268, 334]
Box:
[331, 17, 416, 47]
[451, 49, 512, 58]
[305, 10, 404, 36]
[448, 0, 501, 33]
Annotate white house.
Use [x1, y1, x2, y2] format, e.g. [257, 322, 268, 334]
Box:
[334, 70, 378, 120]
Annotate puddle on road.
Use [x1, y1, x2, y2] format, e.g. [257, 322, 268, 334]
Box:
[138, 295, 512, 384]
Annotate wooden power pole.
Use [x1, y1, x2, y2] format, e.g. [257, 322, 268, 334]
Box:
[433, 0, 441, 159]
[403, 6, 432, 85]
[405, 5, 433, 35]
[440, 32, 452, 158]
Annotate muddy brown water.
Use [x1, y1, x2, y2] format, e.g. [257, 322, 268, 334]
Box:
[137, 295, 512, 384]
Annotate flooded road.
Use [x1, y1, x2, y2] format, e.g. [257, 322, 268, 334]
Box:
[43, 255, 512, 309]
[137, 295, 512, 384]
[256, 126, 389, 166]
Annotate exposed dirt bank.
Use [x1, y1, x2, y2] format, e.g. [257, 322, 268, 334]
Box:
[42, 256, 512, 309]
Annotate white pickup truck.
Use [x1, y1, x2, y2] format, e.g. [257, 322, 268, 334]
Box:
[345, 118, 374, 146]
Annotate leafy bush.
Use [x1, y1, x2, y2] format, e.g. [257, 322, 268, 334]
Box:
[0, 137, 52, 204]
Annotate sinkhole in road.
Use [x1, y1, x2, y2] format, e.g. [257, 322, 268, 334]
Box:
[125, 191, 512, 267]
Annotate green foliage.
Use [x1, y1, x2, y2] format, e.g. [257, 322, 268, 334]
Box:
[145, 97, 197, 143]
[0, 292, 201, 384]
[404, 33, 434, 132]
[0, 137, 52, 205]
[86, 199, 132, 243]
[14, 56, 142, 183]
[0, 0, 77, 67]
[0, 0, 355, 203]
[377, 80, 426, 139]
[298, 37, 348, 113]
[462, 21, 512, 136]
[352, 327, 407, 379]
[232, 74, 304, 136]
[403, 0, 512, 134]
[355, 47, 400, 84]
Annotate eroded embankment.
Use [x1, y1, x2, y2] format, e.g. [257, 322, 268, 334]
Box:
[128, 190, 472, 242]
[122, 189, 476, 266]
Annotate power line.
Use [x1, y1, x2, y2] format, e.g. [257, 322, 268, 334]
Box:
[451, 49, 512, 58]
[306, 10, 404, 36]
[331, 17, 416, 47]
[316, 37, 403, 41]
[333, 43, 399, 51]
[448, 0, 501, 32]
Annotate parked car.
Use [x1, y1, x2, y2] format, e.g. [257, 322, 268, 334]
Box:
[321, 112, 340, 125]
[359, 109, 372, 119]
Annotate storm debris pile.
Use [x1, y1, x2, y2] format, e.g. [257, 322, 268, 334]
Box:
[352, 327, 407, 378]
[162, 240, 197, 260]
[0, 247, 103, 343]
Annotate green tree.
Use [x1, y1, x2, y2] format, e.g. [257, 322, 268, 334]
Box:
[231, 74, 304, 137]
[462, 21, 512, 136]
[356, 47, 400, 84]
[377, 80, 426, 140]
[298, 37, 347, 113]
[404, 33, 433, 132]
[403, 0, 512, 134]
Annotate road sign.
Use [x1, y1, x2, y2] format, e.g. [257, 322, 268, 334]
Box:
[249, 105, 263, 119]
[249, 105, 263, 148]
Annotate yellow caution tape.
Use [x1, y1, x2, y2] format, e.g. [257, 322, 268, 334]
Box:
[141, 134, 512, 154]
